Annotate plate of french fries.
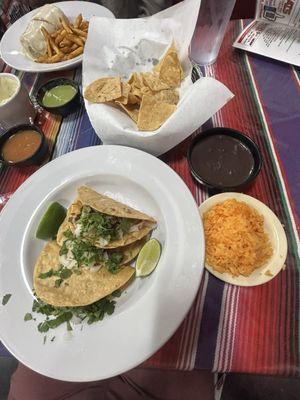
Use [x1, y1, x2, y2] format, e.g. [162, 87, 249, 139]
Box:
[0, 1, 114, 72]
[38, 14, 89, 64]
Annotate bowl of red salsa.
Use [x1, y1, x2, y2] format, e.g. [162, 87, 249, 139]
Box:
[0, 123, 49, 167]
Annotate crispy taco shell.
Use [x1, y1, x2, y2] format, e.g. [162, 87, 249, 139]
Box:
[57, 186, 156, 249]
[34, 241, 135, 307]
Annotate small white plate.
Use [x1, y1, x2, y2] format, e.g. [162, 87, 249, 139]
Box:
[0, 145, 204, 381]
[0, 1, 114, 73]
[199, 192, 287, 287]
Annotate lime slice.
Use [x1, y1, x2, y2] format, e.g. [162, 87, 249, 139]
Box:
[135, 238, 161, 277]
[36, 202, 67, 240]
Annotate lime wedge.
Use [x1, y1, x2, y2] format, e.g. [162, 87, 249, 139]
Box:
[36, 202, 67, 240]
[135, 238, 161, 277]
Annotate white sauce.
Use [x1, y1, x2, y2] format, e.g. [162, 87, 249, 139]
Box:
[0, 76, 19, 106]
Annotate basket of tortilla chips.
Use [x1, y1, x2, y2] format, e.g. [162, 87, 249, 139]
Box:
[82, 0, 233, 156]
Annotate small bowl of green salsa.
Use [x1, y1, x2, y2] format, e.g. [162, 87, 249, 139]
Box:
[36, 78, 81, 117]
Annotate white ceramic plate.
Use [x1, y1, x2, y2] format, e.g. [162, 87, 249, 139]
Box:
[199, 192, 287, 287]
[0, 1, 114, 73]
[0, 145, 204, 381]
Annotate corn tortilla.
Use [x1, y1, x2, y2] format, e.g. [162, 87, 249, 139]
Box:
[57, 186, 156, 248]
[34, 241, 135, 307]
[137, 95, 176, 131]
[84, 77, 122, 103]
[154, 43, 184, 88]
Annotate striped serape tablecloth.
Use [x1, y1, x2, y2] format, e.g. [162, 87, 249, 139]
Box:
[0, 20, 299, 376]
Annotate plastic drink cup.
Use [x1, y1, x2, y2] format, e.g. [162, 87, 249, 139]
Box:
[190, 0, 236, 66]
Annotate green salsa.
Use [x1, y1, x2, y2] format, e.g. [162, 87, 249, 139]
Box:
[42, 84, 77, 107]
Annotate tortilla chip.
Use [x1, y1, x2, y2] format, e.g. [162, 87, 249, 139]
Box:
[127, 72, 144, 88]
[140, 85, 154, 96]
[128, 93, 140, 105]
[141, 72, 169, 91]
[154, 43, 183, 88]
[84, 77, 122, 103]
[115, 82, 131, 105]
[152, 89, 179, 105]
[57, 186, 156, 248]
[34, 241, 135, 307]
[126, 73, 144, 100]
[116, 102, 140, 123]
[137, 95, 176, 131]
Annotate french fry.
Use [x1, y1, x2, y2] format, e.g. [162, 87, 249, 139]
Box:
[70, 43, 78, 51]
[66, 46, 83, 60]
[74, 13, 83, 28]
[49, 36, 61, 55]
[60, 17, 72, 34]
[36, 55, 50, 63]
[41, 27, 52, 57]
[46, 37, 53, 57]
[71, 27, 87, 38]
[60, 46, 73, 54]
[80, 21, 89, 30]
[47, 53, 65, 63]
[66, 34, 84, 47]
[55, 30, 67, 45]
[59, 38, 72, 47]
[37, 15, 88, 63]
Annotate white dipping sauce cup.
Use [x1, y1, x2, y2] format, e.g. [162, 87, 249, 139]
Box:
[0, 73, 36, 133]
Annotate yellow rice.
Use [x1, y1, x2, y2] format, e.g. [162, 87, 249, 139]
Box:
[203, 199, 273, 277]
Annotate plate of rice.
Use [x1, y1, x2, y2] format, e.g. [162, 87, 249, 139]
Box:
[199, 192, 287, 286]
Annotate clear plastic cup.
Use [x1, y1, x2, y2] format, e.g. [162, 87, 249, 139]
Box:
[190, 0, 236, 66]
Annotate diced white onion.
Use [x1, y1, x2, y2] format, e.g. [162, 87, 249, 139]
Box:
[129, 222, 143, 232]
[90, 264, 102, 273]
[59, 253, 77, 269]
[74, 223, 82, 238]
[71, 315, 83, 325]
[98, 237, 109, 246]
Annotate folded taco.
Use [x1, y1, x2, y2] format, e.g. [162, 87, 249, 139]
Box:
[34, 241, 137, 307]
[57, 186, 156, 249]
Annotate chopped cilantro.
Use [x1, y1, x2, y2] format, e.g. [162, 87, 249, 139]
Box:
[38, 269, 55, 279]
[66, 321, 73, 331]
[112, 289, 122, 298]
[51, 336, 56, 342]
[24, 313, 33, 321]
[63, 229, 74, 240]
[54, 278, 63, 288]
[118, 218, 134, 234]
[37, 311, 72, 333]
[59, 241, 68, 256]
[105, 252, 123, 274]
[77, 207, 136, 242]
[60, 268, 73, 280]
[58, 234, 124, 275]
[47, 312, 72, 329]
[2, 294, 11, 305]
[39, 266, 73, 288]
[43, 336, 47, 345]
[32, 291, 120, 334]
[70, 238, 104, 267]
[38, 321, 50, 333]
